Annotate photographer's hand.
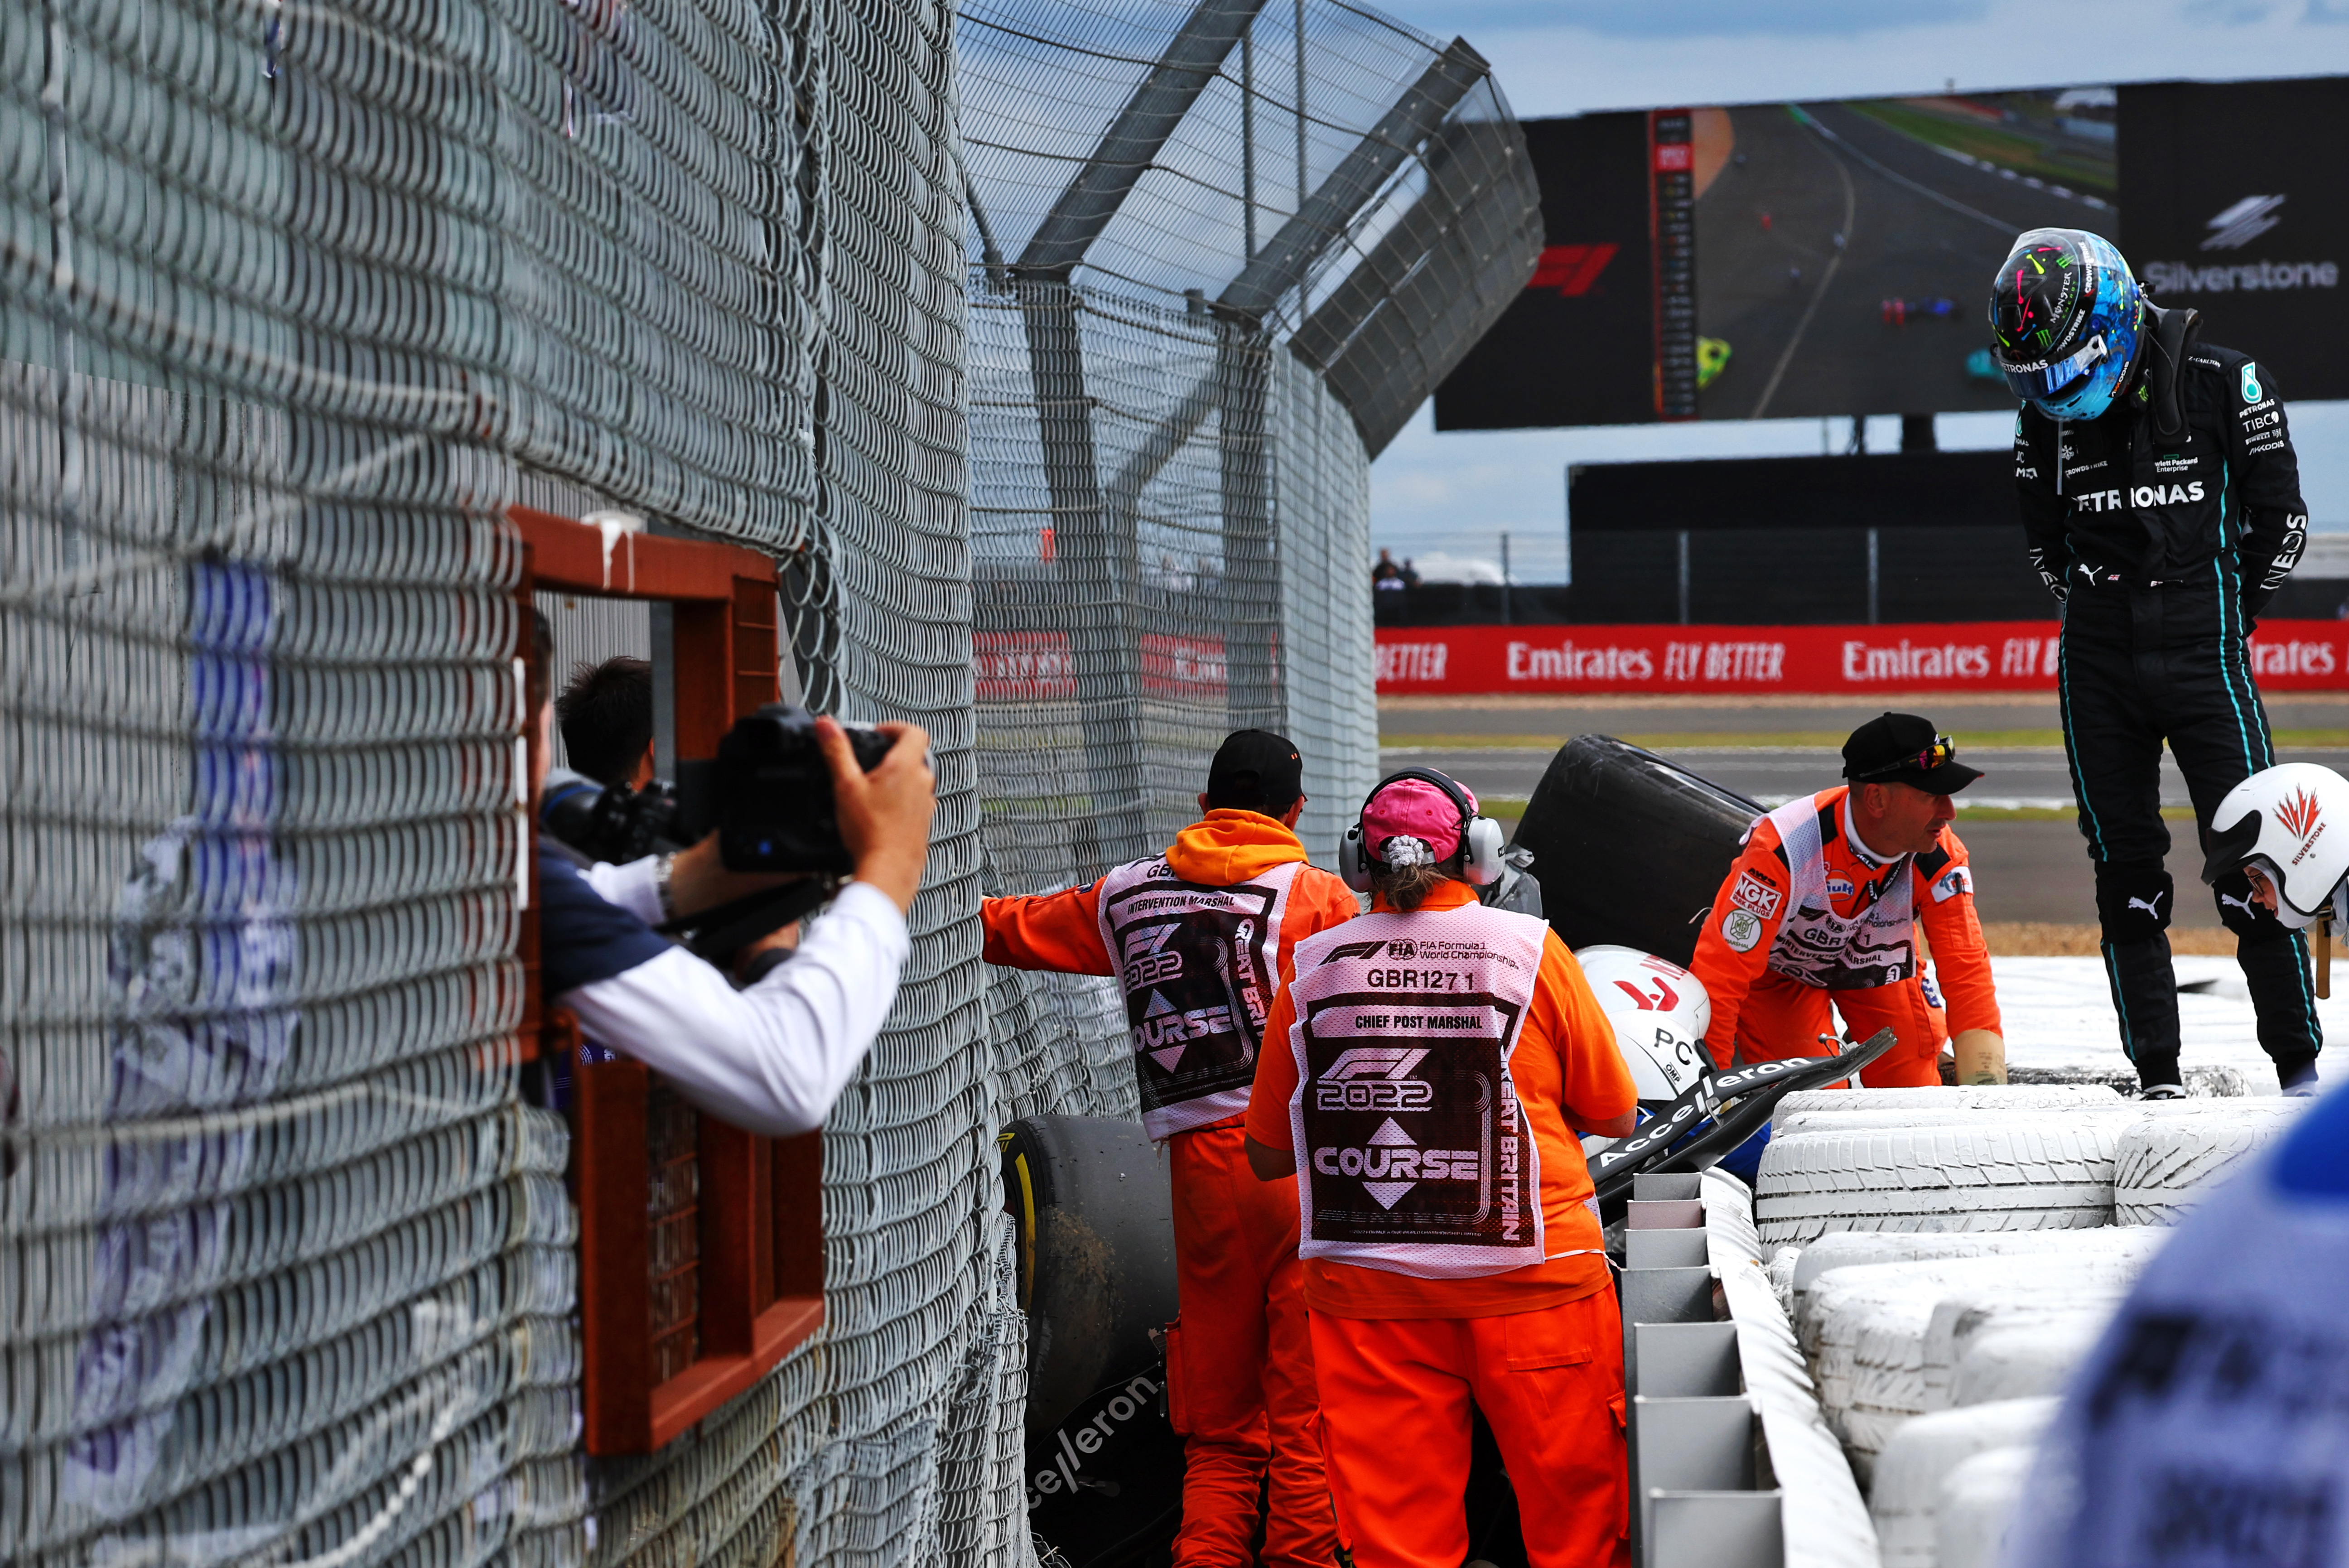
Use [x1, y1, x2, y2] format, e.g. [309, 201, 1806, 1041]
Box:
[819, 717, 934, 915]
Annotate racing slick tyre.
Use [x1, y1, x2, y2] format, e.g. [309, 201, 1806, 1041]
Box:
[1755, 1122, 2125, 1245]
[999, 1114, 1177, 1438]
[1510, 734, 1762, 966]
[2110, 1100, 2307, 1225]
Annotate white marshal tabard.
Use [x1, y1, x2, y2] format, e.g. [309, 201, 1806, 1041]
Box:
[1095, 856, 1302, 1139]
[1283, 902, 1548, 1279]
[1761, 794, 1917, 990]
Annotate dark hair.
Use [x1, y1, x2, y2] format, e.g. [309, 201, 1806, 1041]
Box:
[1370, 851, 1461, 914]
[556, 656, 655, 786]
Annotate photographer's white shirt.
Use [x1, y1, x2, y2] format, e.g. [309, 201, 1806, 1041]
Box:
[541, 846, 909, 1136]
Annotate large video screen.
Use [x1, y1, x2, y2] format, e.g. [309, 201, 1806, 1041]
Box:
[1435, 77, 2349, 429]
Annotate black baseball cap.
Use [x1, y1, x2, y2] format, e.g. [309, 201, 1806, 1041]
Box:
[1842, 712, 1983, 796]
[1206, 729, 1305, 813]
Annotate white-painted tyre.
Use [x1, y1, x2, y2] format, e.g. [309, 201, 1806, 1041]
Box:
[1772, 1085, 2121, 1128]
[1786, 1227, 2165, 1330]
[1934, 1445, 2039, 1568]
[1755, 1123, 2124, 1245]
[1949, 1318, 2107, 1408]
[1871, 1402, 2054, 1566]
[2111, 1100, 2307, 1225]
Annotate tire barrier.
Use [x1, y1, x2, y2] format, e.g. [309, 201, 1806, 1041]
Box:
[1771, 1085, 2123, 1124]
[2110, 1099, 2309, 1225]
[1869, 1400, 2055, 1567]
[1756, 1122, 2127, 1245]
[1801, 1256, 2142, 1481]
[1785, 1228, 2165, 1349]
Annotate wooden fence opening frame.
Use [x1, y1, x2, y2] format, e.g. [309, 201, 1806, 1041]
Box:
[510, 505, 821, 1454]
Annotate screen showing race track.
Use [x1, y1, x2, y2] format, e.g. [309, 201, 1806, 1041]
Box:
[1434, 78, 2349, 429]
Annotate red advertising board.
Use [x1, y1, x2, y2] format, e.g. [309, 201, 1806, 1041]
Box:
[1375, 621, 2349, 696]
[974, 631, 1230, 702]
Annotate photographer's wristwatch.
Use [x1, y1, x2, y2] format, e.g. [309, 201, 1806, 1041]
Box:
[655, 853, 680, 923]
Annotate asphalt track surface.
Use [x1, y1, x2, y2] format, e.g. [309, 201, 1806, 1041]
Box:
[1696, 101, 2109, 422]
[1379, 696, 2349, 927]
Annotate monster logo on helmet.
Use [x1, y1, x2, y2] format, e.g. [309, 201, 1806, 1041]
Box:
[1986, 228, 2146, 421]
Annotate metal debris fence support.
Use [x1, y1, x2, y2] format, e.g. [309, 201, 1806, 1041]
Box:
[0, 0, 1534, 1563]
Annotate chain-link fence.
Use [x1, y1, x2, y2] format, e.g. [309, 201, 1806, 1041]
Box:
[960, 0, 1534, 1137]
[3, 0, 1533, 1563]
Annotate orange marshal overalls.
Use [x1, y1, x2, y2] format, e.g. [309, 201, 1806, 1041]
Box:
[1688, 786, 2002, 1087]
[983, 811, 1362, 1568]
[1247, 883, 1640, 1568]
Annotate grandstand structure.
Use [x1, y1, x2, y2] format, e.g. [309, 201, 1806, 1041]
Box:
[0, 0, 1535, 1563]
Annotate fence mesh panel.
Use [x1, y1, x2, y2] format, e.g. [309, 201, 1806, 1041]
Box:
[3, 0, 1531, 1561]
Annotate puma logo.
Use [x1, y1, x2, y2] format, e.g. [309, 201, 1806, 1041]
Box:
[2127, 893, 2166, 917]
[2220, 892, 2255, 914]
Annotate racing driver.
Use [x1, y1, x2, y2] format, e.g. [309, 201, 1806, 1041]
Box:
[1688, 713, 2006, 1087]
[1992, 227, 2317, 1097]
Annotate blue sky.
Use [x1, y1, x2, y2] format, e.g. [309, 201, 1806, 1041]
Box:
[1361, 0, 2349, 581]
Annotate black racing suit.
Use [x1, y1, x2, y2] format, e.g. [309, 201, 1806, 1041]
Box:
[2016, 306, 2318, 1090]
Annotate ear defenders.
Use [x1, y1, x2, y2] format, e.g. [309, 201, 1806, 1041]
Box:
[1339, 767, 1507, 892]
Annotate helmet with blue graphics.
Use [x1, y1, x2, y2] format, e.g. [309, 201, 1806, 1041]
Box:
[1987, 228, 2145, 420]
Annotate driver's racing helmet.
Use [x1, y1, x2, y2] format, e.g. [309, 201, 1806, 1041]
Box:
[2203, 763, 2349, 930]
[1575, 945, 1711, 1108]
[1987, 228, 2144, 421]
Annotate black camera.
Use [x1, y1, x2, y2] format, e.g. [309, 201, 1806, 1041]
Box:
[676, 704, 893, 873]
[541, 768, 686, 864]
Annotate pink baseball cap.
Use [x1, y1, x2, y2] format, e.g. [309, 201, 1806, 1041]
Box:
[1364, 775, 1475, 862]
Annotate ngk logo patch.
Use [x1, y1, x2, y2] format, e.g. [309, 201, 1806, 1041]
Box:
[1314, 1047, 1434, 1111]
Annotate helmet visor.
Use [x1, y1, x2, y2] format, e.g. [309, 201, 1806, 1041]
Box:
[1997, 331, 2108, 407]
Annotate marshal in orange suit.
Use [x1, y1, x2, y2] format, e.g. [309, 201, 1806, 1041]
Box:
[1247, 770, 1640, 1568]
[983, 731, 1361, 1568]
[1689, 713, 2007, 1087]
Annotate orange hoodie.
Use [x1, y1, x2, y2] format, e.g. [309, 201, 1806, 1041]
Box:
[981, 810, 1363, 982]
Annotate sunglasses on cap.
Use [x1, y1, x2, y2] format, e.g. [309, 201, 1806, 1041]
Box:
[1853, 733, 1957, 781]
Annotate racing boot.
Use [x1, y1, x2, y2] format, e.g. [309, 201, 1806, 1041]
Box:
[2101, 937, 2182, 1094]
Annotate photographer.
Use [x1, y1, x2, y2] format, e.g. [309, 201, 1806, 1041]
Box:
[526, 610, 935, 1137]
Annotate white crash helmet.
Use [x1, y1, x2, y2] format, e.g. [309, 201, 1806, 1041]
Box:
[1575, 945, 1712, 1105]
[2204, 762, 2349, 929]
